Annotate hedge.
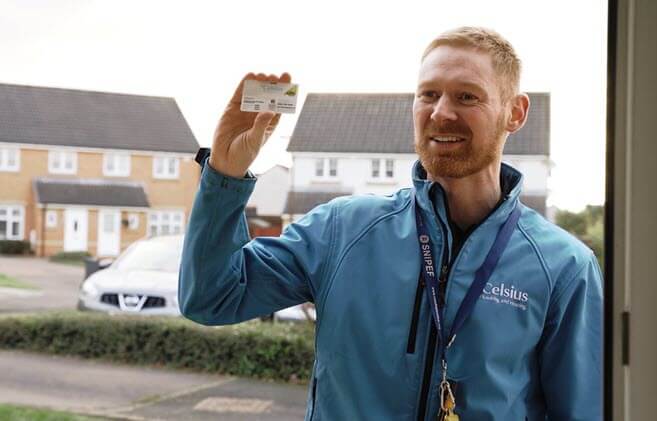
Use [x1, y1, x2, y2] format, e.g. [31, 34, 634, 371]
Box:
[0, 240, 31, 255]
[0, 311, 315, 383]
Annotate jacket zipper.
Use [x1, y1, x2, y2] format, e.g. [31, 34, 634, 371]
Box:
[415, 192, 510, 421]
[406, 274, 425, 354]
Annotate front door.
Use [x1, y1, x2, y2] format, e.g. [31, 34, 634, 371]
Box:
[97, 209, 120, 257]
[64, 208, 88, 252]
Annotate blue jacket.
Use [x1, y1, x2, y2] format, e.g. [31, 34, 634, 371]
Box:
[179, 158, 603, 421]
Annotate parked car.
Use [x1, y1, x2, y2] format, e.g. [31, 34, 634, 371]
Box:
[77, 234, 315, 321]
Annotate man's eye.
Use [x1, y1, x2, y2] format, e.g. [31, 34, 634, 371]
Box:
[459, 93, 478, 103]
[419, 91, 438, 101]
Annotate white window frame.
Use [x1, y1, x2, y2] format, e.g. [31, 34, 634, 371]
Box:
[103, 152, 131, 177]
[48, 150, 77, 175]
[370, 158, 395, 180]
[0, 147, 20, 172]
[0, 205, 25, 240]
[153, 156, 180, 179]
[313, 158, 338, 180]
[46, 210, 58, 228]
[148, 210, 184, 236]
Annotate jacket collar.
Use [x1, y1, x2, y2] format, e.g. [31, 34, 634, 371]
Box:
[411, 160, 524, 230]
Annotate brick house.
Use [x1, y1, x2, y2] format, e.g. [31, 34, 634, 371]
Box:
[0, 83, 200, 257]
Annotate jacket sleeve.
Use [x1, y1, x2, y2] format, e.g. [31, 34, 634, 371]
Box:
[178, 158, 335, 325]
[539, 252, 603, 420]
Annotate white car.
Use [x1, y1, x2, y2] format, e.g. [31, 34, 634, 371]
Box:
[77, 235, 183, 316]
[77, 234, 315, 321]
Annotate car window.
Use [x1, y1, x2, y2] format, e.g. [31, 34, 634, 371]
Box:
[112, 238, 183, 273]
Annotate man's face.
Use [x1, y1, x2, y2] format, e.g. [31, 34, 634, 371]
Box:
[413, 45, 509, 179]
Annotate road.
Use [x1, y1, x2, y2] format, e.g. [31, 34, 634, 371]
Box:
[0, 350, 308, 420]
[0, 255, 83, 313]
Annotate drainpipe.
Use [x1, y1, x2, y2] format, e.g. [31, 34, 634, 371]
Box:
[41, 204, 46, 257]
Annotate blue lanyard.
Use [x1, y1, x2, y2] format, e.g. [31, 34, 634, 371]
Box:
[413, 190, 521, 357]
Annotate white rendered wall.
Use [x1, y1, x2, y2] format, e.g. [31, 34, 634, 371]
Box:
[247, 165, 290, 216]
[291, 153, 416, 195]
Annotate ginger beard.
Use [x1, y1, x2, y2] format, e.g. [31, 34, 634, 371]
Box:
[414, 111, 507, 179]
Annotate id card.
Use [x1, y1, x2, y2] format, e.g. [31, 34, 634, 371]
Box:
[241, 80, 299, 114]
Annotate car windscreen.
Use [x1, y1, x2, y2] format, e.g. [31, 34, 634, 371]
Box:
[112, 238, 183, 273]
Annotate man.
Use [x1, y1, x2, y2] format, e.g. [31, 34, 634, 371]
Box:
[179, 27, 603, 420]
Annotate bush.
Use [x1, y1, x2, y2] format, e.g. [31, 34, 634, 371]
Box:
[0, 240, 31, 255]
[0, 311, 315, 383]
[49, 251, 91, 265]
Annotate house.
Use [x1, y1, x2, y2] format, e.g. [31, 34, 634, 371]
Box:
[284, 92, 550, 221]
[0, 83, 200, 257]
[246, 165, 290, 237]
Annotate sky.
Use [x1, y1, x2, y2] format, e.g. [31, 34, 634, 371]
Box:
[0, 0, 608, 211]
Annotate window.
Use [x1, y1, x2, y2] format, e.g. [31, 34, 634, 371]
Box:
[148, 210, 184, 236]
[371, 158, 394, 179]
[128, 213, 139, 230]
[153, 156, 179, 179]
[48, 150, 77, 174]
[0, 205, 24, 240]
[0, 148, 20, 171]
[314, 158, 338, 179]
[103, 153, 131, 177]
[46, 210, 57, 228]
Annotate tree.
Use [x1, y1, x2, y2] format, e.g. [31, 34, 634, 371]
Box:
[555, 206, 604, 269]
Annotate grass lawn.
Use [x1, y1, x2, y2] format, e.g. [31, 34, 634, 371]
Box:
[0, 273, 38, 290]
[0, 403, 111, 420]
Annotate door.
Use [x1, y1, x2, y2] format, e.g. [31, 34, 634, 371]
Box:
[64, 208, 88, 252]
[97, 209, 121, 257]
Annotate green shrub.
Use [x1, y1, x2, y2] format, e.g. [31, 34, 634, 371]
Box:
[0, 311, 315, 383]
[0, 240, 31, 255]
[49, 251, 91, 265]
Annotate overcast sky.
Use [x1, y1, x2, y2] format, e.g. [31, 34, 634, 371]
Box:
[1, 0, 608, 211]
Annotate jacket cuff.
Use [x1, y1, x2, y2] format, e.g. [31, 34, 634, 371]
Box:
[199, 155, 257, 198]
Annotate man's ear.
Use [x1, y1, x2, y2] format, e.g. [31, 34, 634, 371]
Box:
[505, 93, 530, 134]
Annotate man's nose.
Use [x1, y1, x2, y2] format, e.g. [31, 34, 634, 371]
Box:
[430, 95, 458, 123]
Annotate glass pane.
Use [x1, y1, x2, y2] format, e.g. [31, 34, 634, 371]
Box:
[0, 209, 6, 217]
[167, 158, 176, 175]
[64, 154, 73, 170]
[149, 213, 158, 222]
[7, 149, 16, 166]
[315, 159, 324, 177]
[161, 225, 170, 235]
[0, 221, 6, 235]
[371, 159, 380, 178]
[107, 156, 115, 172]
[162, 213, 170, 222]
[103, 213, 114, 233]
[52, 153, 61, 169]
[173, 213, 182, 222]
[386, 159, 394, 178]
[120, 155, 129, 173]
[11, 221, 19, 237]
[155, 158, 163, 174]
[12, 208, 20, 217]
[173, 225, 181, 234]
[149, 225, 158, 236]
[329, 159, 337, 177]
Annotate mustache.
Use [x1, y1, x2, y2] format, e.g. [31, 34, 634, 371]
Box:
[423, 123, 471, 137]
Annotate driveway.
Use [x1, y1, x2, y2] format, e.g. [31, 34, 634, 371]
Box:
[0, 256, 84, 313]
[0, 350, 307, 420]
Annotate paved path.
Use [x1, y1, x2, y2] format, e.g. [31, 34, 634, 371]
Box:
[0, 256, 84, 313]
[0, 350, 308, 420]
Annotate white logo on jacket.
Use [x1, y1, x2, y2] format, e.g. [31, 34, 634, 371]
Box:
[481, 282, 529, 311]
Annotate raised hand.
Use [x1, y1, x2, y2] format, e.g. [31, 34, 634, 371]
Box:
[209, 72, 292, 178]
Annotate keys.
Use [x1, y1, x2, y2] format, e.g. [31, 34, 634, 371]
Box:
[444, 411, 460, 421]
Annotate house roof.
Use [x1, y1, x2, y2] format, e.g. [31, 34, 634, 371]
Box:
[0, 83, 199, 154]
[287, 93, 549, 155]
[283, 191, 350, 215]
[34, 178, 150, 207]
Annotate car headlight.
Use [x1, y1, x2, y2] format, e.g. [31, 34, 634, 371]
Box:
[81, 281, 99, 297]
